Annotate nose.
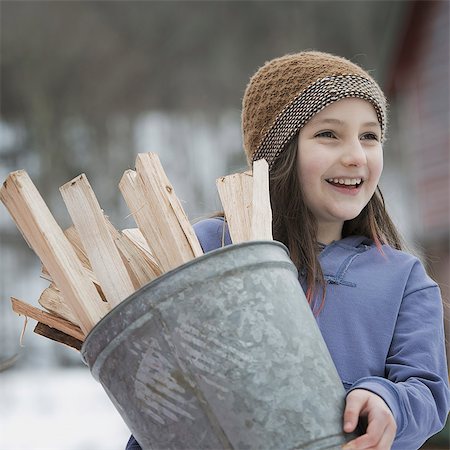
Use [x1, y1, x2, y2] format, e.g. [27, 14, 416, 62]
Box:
[340, 139, 367, 167]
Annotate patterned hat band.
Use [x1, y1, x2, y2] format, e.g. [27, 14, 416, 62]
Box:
[252, 74, 387, 169]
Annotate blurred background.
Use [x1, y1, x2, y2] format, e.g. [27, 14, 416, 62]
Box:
[1, 1, 449, 449]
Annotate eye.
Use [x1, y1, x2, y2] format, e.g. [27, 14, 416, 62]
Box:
[360, 132, 379, 141]
[315, 130, 336, 139]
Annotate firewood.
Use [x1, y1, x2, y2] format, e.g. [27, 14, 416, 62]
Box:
[216, 170, 253, 243]
[122, 228, 152, 255]
[119, 169, 159, 256]
[11, 297, 85, 342]
[41, 264, 107, 302]
[64, 225, 92, 268]
[120, 154, 202, 273]
[60, 174, 135, 308]
[251, 159, 273, 240]
[216, 160, 272, 243]
[63, 225, 106, 300]
[135, 153, 203, 269]
[34, 322, 83, 351]
[1, 171, 109, 333]
[41, 263, 100, 289]
[38, 283, 80, 325]
[105, 221, 162, 290]
[2, 156, 272, 349]
[41, 226, 93, 282]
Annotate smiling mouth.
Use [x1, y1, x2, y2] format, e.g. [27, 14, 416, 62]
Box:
[325, 178, 364, 189]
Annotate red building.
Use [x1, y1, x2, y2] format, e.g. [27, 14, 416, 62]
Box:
[387, 1, 449, 447]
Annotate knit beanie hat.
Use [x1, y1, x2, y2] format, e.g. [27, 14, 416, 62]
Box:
[242, 51, 387, 169]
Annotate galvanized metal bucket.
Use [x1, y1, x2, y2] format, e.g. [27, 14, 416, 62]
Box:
[82, 241, 352, 449]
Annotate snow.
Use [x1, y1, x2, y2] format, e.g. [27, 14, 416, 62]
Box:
[0, 368, 131, 450]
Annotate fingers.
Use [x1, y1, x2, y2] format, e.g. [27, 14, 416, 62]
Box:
[343, 390, 368, 433]
[342, 390, 396, 450]
[342, 414, 389, 449]
[342, 419, 396, 449]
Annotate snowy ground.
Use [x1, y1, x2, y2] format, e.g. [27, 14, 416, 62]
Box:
[0, 367, 131, 450]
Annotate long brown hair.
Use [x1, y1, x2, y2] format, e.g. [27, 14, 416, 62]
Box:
[270, 136, 404, 312]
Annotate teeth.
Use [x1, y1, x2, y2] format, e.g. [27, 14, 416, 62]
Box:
[327, 178, 362, 186]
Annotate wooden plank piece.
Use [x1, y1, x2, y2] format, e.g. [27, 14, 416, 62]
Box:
[216, 170, 253, 244]
[41, 264, 107, 302]
[63, 225, 107, 301]
[60, 174, 135, 308]
[134, 153, 203, 272]
[11, 297, 85, 342]
[121, 228, 163, 284]
[119, 153, 203, 272]
[42, 225, 95, 281]
[105, 220, 162, 290]
[119, 169, 164, 269]
[1, 171, 109, 333]
[34, 322, 83, 351]
[123, 228, 152, 255]
[64, 225, 91, 268]
[38, 283, 80, 325]
[251, 159, 273, 240]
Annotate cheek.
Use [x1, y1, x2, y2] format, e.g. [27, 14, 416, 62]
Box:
[296, 154, 327, 212]
[297, 152, 326, 186]
[370, 152, 384, 184]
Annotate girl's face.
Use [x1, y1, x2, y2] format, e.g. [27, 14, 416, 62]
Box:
[297, 98, 383, 243]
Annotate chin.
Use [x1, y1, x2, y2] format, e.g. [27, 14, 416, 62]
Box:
[331, 208, 364, 223]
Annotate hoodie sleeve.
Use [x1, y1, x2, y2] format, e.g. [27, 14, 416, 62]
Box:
[193, 217, 232, 252]
[348, 259, 450, 449]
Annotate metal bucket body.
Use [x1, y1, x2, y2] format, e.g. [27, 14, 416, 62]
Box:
[82, 241, 349, 449]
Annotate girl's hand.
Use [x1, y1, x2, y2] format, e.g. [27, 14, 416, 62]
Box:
[342, 389, 397, 450]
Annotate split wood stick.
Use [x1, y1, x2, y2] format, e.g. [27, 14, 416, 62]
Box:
[122, 228, 152, 255]
[40, 265, 53, 283]
[41, 225, 107, 298]
[11, 297, 85, 342]
[120, 155, 203, 272]
[38, 283, 80, 325]
[216, 170, 253, 243]
[41, 225, 93, 282]
[60, 174, 135, 308]
[1, 171, 109, 333]
[121, 228, 163, 285]
[64, 225, 91, 268]
[251, 159, 273, 240]
[41, 262, 98, 286]
[134, 153, 203, 270]
[63, 225, 107, 301]
[105, 220, 162, 290]
[34, 322, 83, 351]
[119, 169, 163, 270]
[41, 265, 107, 302]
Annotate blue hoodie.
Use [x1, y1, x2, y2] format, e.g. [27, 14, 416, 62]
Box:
[126, 218, 449, 450]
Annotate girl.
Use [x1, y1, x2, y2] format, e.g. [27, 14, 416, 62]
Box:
[126, 52, 449, 450]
